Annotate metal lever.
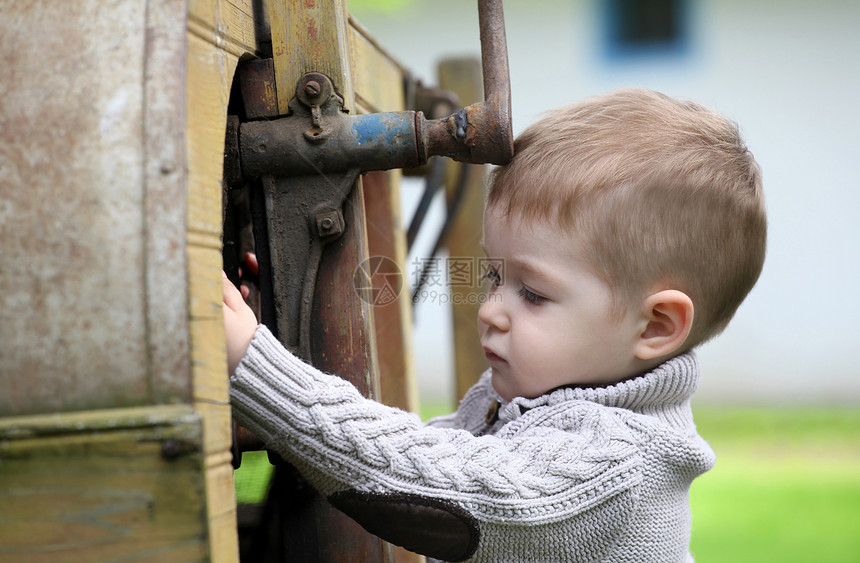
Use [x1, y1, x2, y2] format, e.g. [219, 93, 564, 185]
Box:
[238, 0, 513, 177]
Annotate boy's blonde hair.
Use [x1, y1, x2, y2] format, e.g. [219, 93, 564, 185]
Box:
[488, 89, 766, 348]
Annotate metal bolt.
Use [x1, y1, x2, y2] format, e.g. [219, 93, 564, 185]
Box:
[161, 439, 181, 460]
[316, 211, 344, 238]
[304, 80, 321, 98]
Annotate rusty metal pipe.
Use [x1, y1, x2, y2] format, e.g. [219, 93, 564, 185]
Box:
[421, 0, 513, 165]
[240, 109, 423, 178]
[237, 0, 513, 177]
[478, 0, 511, 109]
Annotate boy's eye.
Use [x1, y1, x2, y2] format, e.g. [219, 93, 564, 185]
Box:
[517, 286, 546, 305]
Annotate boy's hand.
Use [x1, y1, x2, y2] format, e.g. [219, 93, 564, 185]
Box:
[223, 270, 258, 375]
[239, 251, 259, 300]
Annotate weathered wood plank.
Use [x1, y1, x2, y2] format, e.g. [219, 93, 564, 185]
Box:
[186, 32, 235, 243]
[185, 22, 243, 563]
[0, 0, 150, 416]
[439, 58, 491, 401]
[350, 36, 416, 416]
[0, 1, 268, 560]
[0, 406, 208, 562]
[361, 170, 423, 563]
[145, 0, 194, 405]
[269, 0, 354, 115]
[362, 171, 419, 414]
[262, 1, 395, 560]
[349, 18, 408, 114]
[188, 0, 267, 59]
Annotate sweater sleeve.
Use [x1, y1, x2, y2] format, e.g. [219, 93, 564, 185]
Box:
[230, 326, 643, 529]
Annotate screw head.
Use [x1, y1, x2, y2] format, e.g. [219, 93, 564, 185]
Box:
[296, 73, 333, 108]
[304, 80, 321, 97]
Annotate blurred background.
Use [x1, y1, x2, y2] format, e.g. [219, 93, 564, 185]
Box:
[344, 0, 860, 560]
[351, 0, 860, 407]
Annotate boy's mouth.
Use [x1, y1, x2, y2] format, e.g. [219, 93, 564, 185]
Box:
[482, 346, 505, 363]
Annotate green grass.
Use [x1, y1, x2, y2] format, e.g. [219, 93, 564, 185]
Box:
[233, 407, 860, 561]
[419, 399, 456, 421]
[234, 450, 274, 505]
[689, 407, 860, 562]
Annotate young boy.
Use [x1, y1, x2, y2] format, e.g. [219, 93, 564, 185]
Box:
[223, 88, 766, 562]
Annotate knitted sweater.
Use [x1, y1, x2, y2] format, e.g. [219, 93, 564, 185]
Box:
[230, 325, 716, 562]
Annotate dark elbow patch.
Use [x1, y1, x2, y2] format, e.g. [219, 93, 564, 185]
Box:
[328, 490, 480, 562]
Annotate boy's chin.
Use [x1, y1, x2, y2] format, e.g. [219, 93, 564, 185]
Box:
[489, 368, 534, 402]
[489, 368, 513, 401]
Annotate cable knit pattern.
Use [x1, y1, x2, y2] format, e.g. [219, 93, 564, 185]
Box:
[230, 325, 715, 562]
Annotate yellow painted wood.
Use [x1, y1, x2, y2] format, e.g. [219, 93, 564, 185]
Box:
[188, 0, 265, 59]
[269, 0, 354, 115]
[186, 33, 235, 242]
[0, 405, 208, 562]
[185, 15, 250, 561]
[439, 58, 491, 401]
[350, 18, 408, 114]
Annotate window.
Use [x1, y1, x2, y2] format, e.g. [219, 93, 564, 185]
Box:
[603, 0, 689, 60]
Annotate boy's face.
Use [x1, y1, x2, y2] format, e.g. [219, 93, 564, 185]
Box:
[478, 208, 643, 401]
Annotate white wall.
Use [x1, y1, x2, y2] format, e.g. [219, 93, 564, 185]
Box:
[351, 0, 860, 405]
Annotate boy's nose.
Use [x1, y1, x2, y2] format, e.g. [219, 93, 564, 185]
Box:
[478, 293, 510, 332]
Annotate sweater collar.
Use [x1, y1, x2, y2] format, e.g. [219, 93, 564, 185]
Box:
[499, 352, 700, 421]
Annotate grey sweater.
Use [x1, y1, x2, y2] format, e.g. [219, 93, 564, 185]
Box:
[230, 325, 715, 562]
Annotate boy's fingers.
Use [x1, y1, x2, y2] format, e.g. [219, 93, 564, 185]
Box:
[244, 252, 259, 276]
[222, 271, 244, 311]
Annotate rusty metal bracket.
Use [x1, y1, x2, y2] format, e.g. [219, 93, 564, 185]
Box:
[226, 0, 513, 364]
[241, 72, 425, 177]
[238, 0, 513, 176]
[261, 166, 359, 360]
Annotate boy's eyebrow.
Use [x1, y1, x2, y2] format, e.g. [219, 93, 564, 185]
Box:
[507, 256, 561, 285]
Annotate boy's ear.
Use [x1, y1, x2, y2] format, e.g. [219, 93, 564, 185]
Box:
[633, 289, 694, 361]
